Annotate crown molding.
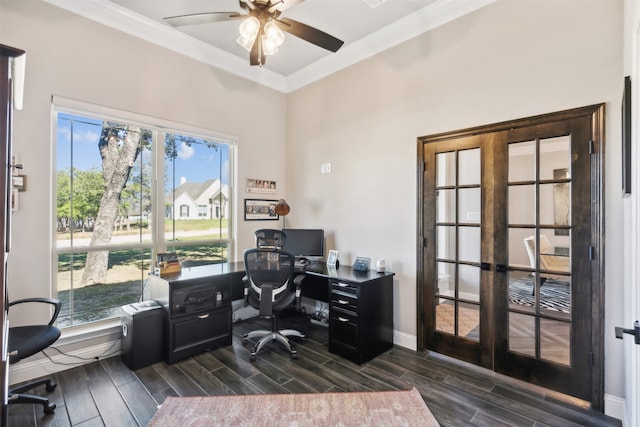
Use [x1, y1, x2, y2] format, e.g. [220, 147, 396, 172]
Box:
[44, 0, 496, 93]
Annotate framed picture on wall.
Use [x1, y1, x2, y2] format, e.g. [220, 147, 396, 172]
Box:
[244, 199, 279, 221]
[246, 178, 277, 194]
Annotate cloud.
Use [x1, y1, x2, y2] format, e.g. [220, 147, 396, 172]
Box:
[74, 129, 100, 144]
[57, 127, 101, 145]
[177, 142, 195, 160]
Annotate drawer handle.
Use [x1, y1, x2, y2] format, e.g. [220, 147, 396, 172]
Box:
[337, 317, 349, 322]
[337, 299, 349, 305]
[198, 313, 210, 319]
[336, 282, 349, 287]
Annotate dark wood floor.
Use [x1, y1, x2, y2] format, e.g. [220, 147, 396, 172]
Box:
[7, 314, 621, 426]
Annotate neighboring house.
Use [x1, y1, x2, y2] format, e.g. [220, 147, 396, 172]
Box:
[166, 178, 228, 220]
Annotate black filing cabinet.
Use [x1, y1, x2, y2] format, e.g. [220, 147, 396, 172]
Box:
[327, 270, 394, 365]
[148, 264, 240, 364]
[121, 301, 163, 370]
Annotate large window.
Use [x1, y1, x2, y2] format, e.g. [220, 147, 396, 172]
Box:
[54, 100, 234, 328]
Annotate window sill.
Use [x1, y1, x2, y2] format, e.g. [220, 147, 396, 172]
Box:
[59, 318, 122, 346]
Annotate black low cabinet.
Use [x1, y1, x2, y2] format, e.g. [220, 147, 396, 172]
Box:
[169, 306, 231, 363]
[148, 265, 237, 364]
[327, 272, 394, 365]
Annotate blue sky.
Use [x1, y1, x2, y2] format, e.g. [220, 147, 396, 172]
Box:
[56, 113, 229, 185]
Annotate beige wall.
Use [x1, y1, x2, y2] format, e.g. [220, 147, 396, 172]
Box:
[0, 0, 627, 406]
[0, 1, 287, 313]
[287, 0, 624, 399]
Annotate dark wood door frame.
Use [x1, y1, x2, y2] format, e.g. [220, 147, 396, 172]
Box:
[416, 104, 605, 411]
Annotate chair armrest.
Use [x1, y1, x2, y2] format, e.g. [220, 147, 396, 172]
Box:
[242, 275, 249, 307]
[9, 297, 62, 326]
[294, 274, 305, 310]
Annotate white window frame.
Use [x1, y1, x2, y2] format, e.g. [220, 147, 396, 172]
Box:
[51, 96, 237, 329]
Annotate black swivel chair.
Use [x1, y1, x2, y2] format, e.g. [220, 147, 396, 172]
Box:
[8, 297, 62, 415]
[242, 248, 305, 360]
[254, 228, 286, 249]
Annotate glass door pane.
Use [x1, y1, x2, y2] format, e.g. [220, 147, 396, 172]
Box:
[434, 147, 481, 341]
[507, 136, 572, 366]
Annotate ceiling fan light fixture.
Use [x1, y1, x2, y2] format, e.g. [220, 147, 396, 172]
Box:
[263, 21, 285, 47]
[236, 34, 256, 52]
[239, 16, 260, 38]
[261, 35, 280, 55]
[237, 16, 260, 51]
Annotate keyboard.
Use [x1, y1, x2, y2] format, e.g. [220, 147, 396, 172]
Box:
[294, 259, 309, 271]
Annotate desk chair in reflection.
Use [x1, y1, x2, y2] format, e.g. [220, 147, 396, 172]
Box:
[8, 297, 62, 415]
[242, 248, 305, 361]
[254, 229, 286, 250]
[524, 235, 570, 294]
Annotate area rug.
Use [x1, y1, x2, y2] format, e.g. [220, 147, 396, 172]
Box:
[436, 303, 479, 337]
[147, 387, 439, 426]
[509, 277, 570, 313]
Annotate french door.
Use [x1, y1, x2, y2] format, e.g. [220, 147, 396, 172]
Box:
[417, 105, 605, 408]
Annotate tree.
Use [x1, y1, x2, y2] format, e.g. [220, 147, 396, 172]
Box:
[57, 168, 103, 232]
[80, 123, 149, 285]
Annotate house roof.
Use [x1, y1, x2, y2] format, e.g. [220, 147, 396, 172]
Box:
[171, 179, 225, 202]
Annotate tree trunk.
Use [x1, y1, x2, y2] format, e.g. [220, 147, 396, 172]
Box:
[81, 125, 141, 286]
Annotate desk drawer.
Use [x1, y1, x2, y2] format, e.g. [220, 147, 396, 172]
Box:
[330, 314, 358, 352]
[168, 307, 231, 363]
[331, 293, 357, 314]
[330, 281, 358, 298]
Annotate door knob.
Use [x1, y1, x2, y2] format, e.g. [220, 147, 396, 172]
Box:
[615, 320, 640, 345]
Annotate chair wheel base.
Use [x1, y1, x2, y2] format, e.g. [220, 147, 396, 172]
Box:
[44, 403, 56, 415]
[45, 381, 57, 392]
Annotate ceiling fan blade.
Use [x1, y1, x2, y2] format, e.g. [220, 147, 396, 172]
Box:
[268, 0, 305, 13]
[250, 36, 261, 66]
[276, 18, 344, 53]
[164, 12, 244, 27]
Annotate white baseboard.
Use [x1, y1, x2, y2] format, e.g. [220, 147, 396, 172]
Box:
[393, 330, 417, 351]
[9, 340, 121, 385]
[604, 394, 625, 424]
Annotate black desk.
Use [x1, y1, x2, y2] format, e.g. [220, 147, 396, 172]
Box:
[149, 262, 394, 365]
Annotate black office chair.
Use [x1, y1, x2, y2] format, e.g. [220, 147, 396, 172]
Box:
[8, 297, 62, 415]
[242, 248, 305, 360]
[254, 229, 286, 250]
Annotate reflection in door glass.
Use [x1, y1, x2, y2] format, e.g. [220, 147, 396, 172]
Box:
[458, 148, 480, 185]
[540, 182, 571, 228]
[436, 152, 456, 187]
[507, 271, 536, 315]
[539, 136, 571, 181]
[459, 302, 480, 342]
[436, 189, 456, 223]
[436, 226, 456, 260]
[509, 312, 536, 358]
[507, 134, 572, 367]
[539, 229, 571, 274]
[508, 185, 535, 225]
[458, 264, 480, 303]
[458, 226, 480, 263]
[435, 262, 455, 299]
[435, 300, 455, 335]
[541, 317, 571, 366]
[508, 227, 535, 270]
[458, 187, 480, 223]
[508, 140, 536, 182]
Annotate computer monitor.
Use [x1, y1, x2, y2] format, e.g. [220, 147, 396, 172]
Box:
[282, 229, 324, 259]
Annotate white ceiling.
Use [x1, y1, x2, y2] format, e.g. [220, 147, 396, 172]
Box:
[44, 0, 495, 92]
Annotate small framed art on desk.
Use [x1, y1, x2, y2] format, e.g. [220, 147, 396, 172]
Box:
[327, 250, 339, 267]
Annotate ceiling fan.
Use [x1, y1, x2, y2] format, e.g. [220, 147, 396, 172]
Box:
[164, 0, 344, 66]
